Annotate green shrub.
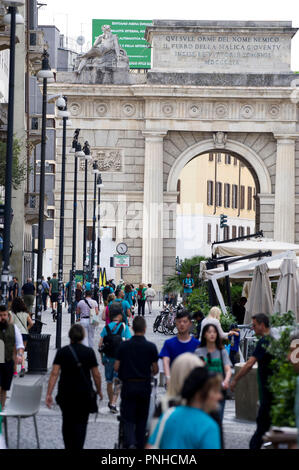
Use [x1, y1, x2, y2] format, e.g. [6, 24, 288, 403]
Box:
[0, 138, 27, 190]
[266, 311, 297, 427]
[163, 255, 206, 295]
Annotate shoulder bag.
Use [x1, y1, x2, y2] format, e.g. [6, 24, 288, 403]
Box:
[68, 345, 98, 414]
[84, 299, 100, 326]
[151, 407, 176, 449]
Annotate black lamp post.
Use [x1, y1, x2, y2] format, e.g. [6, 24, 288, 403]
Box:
[82, 141, 91, 295]
[91, 161, 99, 297]
[35, 49, 54, 320]
[70, 131, 84, 325]
[96, 174, 103, 287]
[55, 96, 69, 349]
[0, 1, 24, 306]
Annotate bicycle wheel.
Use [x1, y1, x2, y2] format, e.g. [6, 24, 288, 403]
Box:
[153, 315, 161, 333]
[157, 316, 165, 334]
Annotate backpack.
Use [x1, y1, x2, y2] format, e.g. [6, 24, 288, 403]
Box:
[102, 286, 111, 300]
[101, 323, 125, 358]
[137, 289, 143, 300]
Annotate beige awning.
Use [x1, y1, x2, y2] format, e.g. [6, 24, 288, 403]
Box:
[273, 258, 299, 322]
[212, 239, 299, 258]
[243, 263, 274, 324]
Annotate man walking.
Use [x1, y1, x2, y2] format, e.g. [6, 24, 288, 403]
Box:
[182, 273, 194, 303]
[0, 306, 24, 409]
[49, 273, 59, 321]
[21, 278, 35, 315]
[160, 310, 200, 385]
[145, 284, 156, 315]
[231, 313, 273, 449]
[41, 276, 49, 311]
[109, 289, 131, 325]
[115, 316, 159, 449]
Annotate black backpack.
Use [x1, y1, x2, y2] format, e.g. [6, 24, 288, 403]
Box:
[101, 323, 124, 358]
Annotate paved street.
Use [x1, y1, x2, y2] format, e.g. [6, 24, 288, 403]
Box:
[4, 302, 255, 449]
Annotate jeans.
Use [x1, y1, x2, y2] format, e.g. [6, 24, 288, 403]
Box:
[137, 299, 145, 316]
[249, 398, 272, 449]
[61, 410, 89, 450]
[120, 381, 151, 449]
[42, 293, 48, 311]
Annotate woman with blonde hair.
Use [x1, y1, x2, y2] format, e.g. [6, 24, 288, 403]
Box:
[200, 306, 237, 341]
[149, 353, 205, 434]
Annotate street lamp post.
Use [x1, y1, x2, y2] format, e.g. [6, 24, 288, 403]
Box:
[91, 161, 99, 297]
[56, 95, 69, 349]
[70, 132, 84, 325]
[35, 50, 54, 320]
[96, 174, 103, 287]
[0, 1, 24, 306]
[82, 141, 91, 295]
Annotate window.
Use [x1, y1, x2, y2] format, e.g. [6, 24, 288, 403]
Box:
[177, 179, 181, 204]
[240, 186, 245, 210]
[86, 226, 93, 241]
[209, 153, 214, 162]
[217, 153, 221, 163]
[248, 187, 252, 211]
[47, 209, 54, 219]
[216, 225, 219, 242]
[207, 224, 212, 244]
[225, 154, 231, 164]
[216, 182, 222, 207]
[207, 181, 213, 206]
[234, 157, 238, 165]
[238, 226, 244, 237]
[253, 188, 256, 211]
[223, 226, 230, 240]
[247, 227, 251, 238]
[224, 183, 230, 208]
[232, 185, 238, 209]
[232, 226, 237, 238]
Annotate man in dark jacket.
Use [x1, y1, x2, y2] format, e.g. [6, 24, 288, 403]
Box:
[114, 316, 159, 449]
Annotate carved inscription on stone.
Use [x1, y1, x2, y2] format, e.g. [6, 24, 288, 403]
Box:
[152, 32, 292, 73]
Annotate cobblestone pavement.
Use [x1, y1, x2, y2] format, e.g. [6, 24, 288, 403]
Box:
[4, 302, 256, 449]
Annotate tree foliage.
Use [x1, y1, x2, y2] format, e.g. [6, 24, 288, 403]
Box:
[163, 255, 206, 295]
[0, 138, 27, 190]
[266, 311, 298, 427]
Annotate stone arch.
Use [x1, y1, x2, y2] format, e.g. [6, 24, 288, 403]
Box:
[167, 138, 272, 195]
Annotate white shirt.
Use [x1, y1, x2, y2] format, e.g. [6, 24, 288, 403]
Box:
[14, 325, 25, 351]
[145, 288, 156, 298]
[199, 317, 228, 341]
[77, 298, 98, 318]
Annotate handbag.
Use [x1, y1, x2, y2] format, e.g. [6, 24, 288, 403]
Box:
[68, 345, 98, 414]
[151, 407, 176, 449]
[84, 299, 100, 326]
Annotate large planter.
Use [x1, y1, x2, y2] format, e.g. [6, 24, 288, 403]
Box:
[234, 362, 259, 422]
[263, 427, 298, 449]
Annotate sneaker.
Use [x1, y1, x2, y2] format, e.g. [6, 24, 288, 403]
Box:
[108, 403, 118, 414]
[19, 368, 25, 378]
[13, 371, 18, 377]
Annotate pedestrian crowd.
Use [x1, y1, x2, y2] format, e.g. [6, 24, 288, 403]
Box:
[1, 275, 299, 451]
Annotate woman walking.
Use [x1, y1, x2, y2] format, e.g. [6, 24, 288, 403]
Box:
[147, 367, 222, 449]
[76, 290, 99, 348]
[196, 323, 232, 422]
[10, 297, 34, 377]
[137, 283, 146, 316]
[46, 324, 103, 450]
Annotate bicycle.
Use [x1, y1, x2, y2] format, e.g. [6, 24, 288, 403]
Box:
[153, 307, 170, 333]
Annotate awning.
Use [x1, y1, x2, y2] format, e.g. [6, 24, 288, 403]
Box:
[212, 239, 299, 258]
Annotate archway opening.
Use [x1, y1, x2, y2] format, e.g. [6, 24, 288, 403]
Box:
[176, 150, 260, 261]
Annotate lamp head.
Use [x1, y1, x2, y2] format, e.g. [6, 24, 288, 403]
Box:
[37, 49, 54, 80]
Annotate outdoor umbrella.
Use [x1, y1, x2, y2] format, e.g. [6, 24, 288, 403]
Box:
[243, 263, 273, 324]
[273, 257, 299, 322]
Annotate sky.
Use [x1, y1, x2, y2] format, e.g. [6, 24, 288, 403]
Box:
[38, 0, 299, 71]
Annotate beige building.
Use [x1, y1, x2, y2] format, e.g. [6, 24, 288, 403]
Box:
[177, 152, 256, 258]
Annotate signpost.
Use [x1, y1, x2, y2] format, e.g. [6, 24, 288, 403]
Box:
[113, 254, 130, 268]
[92, 19, 152, 69]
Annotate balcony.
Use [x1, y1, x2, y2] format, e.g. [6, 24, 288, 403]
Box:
[28, 30, 45, 74]
[24, 192, 48, 225]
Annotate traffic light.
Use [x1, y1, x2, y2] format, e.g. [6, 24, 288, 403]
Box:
[220, 214, 228, 228]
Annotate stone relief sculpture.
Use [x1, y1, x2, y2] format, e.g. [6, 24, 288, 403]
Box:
[213, 131, 227, 148]
[75, 25, 132, 85]
[97, 149, 123, 172]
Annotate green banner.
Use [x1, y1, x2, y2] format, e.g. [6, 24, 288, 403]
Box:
[92, 19, 152, 69]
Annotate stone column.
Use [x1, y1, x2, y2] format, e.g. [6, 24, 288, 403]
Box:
[274, 135, 297, 243]
[142, 131, 167, 288]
